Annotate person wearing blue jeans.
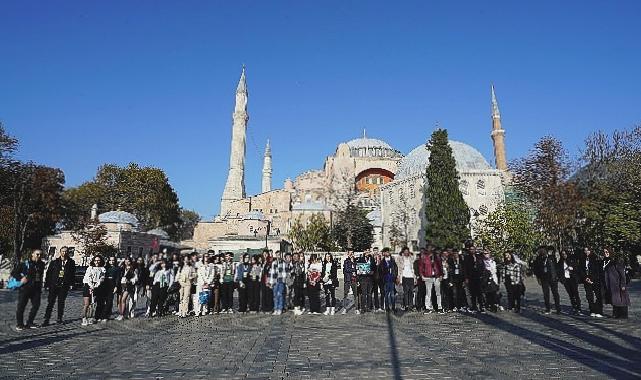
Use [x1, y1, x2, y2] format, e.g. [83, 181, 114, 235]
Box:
[268, 251, 291, 315]
[379, 248, 398, 312]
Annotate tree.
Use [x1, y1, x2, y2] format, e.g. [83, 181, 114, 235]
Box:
[178, 209, 201, 240]
[288, 214, 334, 252]
[511, 136, 582, 251]
[388, 197, 413, 251]
[423, 129, 470, 248]
[474, 195, 541, 262]
[63, 163, 182, 240]
[332, 205, 374, 251]
[0, 123, 18, 164]
[72, 221, 118, 263]
[576, 126, 641, 253]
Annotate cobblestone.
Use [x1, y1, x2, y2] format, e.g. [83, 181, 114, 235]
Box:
[0, 278, 639, 379]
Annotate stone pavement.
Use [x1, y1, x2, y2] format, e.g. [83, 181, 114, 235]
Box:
[0, 277, 639, 380]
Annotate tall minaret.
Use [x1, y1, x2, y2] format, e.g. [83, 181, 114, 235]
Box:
[220, 66, 249, 218]
[491, 84, 508, 171]
[261, 139, 272, 193]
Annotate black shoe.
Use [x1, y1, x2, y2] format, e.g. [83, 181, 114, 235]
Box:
[56, 319, 64, 324]
[42, 320, 50, 327]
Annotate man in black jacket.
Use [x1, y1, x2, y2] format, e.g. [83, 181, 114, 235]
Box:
[43, 247, 76, 325]
[463, 245, 485, 312]
[103, 255, 121, 320]
[356, 250, 375, 314]
[533, 248, 561, 314]
[577, 247, 604, 318]
[557, 250, 581, 314]
[12, 249, 46, 330]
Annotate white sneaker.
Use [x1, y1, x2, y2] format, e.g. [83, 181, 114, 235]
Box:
[341, 309, 347, 315]
[355, 310, 361, 315]
[590, 313, 596, 317]
[81, 318, 88, 326]
[323, 309, 330, 315]
[115, 315, 124, 321]
[330, 307, 335, 315]
[595, 313, 604, 318]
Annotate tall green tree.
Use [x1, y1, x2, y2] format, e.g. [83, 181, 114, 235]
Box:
[423, 129, 470, 248]
[178, 209, 201, 240]
[332, 204, 374, 251]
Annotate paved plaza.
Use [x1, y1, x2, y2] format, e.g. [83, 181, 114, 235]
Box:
[0, 277, 639, 380]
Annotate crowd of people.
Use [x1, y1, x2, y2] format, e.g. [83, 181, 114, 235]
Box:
[10, 243, 633, 331]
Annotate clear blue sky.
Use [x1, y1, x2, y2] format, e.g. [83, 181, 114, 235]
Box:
[2, 1, 640, 220]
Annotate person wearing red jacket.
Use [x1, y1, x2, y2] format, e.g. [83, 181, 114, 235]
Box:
[419, 246, 444, 314]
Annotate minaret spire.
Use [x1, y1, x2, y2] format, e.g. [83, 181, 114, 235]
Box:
[262, 139, 272, 193]
[490, 84, 508, 171]
[220, 66, 249, 218]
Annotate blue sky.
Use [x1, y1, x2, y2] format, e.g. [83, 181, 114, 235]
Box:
[1, 1, 640, 220]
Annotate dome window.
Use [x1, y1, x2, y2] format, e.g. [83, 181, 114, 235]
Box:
[477, 180, 486, 196]
[479, 204, 488, 215]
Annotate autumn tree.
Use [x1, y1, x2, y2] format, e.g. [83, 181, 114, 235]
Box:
[511, 136, 582, 251]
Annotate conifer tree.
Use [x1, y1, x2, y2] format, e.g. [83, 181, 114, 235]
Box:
[424, 129, 470, 247]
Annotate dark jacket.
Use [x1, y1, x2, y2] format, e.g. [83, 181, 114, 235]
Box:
[105, 264, 122, 287]
[603, 260, 630, 307]
[463, 253, 485, 280]
[379, 258, 398, 283]
[343, 257, 357, 284]
[45, 258, 76, 289]
[356, 255, 375, 278]
[11, 259, 45, 288]
[533, 254, 558, 282]
[556, 255, 579, 284]
[577, 254, 601, 285]
[447, 256, 465, 281]
[321, 260, 339, 286]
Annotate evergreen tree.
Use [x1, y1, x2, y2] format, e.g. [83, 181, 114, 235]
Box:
[424, 129, 470, 247]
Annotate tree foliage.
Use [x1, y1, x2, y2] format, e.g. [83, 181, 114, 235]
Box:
[63, 163, 182, 240]
[332, 205, 374, 251]
[424, 129, 470, 248]
[288, 214, 334, 252]
[474, 195, 541, 261]
[511, 136, 582, 251]
[178, 209, 201, 240]
[72, 221, 118, 262]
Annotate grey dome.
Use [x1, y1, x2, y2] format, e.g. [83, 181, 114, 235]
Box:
[98, 211, 139, 227]
[146, 228, 170, 240]
[396, 140, 492, 180]
[344, 136, 401, 158]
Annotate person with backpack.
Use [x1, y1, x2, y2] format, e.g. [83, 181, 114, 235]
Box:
[42, 246, 75, 326]
[12, 249, 46, 331]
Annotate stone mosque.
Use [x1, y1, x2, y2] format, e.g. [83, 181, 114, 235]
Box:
[188, 68, 508, 253]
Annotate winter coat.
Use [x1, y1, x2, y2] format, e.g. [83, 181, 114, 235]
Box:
[379, 258, 398, 284]
[83, 266, 106, 289]
[533, 254, 558, 282]
[44, 258, 75, 289]
[556, 256, 580, 284]
[343, 257, 357, 284]
[603, 261, 631, 307]
[419, 253, 443, 278]
[321, 260, 339, 286]
[11, 259, 45, 288]
[577, 254, 601, 285]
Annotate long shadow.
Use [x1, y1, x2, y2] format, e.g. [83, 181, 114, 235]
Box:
[385, 312, 402, 380]
[522, 311, 640, 360]
[0, 327, 78, 346]
[472, 312, 641, 378]
[0, 330, 92, 355]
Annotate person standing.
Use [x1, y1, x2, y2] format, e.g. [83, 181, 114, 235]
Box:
[176, 256, 196, 318]
[578, 247, 604, 318]
[420, 246, 444, 314]
[464, 245, 485, 313]
[261, 250, 274, 313]
[117, 257, 138, 321]
[341, 249, 358, 314]
[13, 249, 46, 330]
[557, 250, 582, 314]
[307, 254, 323, 314]
[248, 255, 263, 313]
[102, 255, 121, 321]
[321, 253, 338, 315]
[397, 247, 416, 311]
[195, 256, 215, 316]
[602, 249, 631, 319]
[533, 248, 561, 314]
[269, 251, 291, 315]
[149, 259, 173, 317]
[291, 252, 306, 316]
[380, 248, 398, 312]
[43, 247, 75, 326]
[414, 251, 426, 311]
[441, 249, 453, 312]
[235, 253, 252, 313]
[220, 252, 236, 313]
[481, 250, 500, 312]
[82, 255, 106, 325]
[448, 250, 467, 311]
[502, 253, 523, 313]
[356, 250, 375, 314]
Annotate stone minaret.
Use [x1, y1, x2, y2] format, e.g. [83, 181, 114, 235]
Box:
[220, 66, 249, 218]
[261, 139, 272, 193]
[491, 85, 508, 171]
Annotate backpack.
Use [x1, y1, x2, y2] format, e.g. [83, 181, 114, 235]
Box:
[7, 261, 29, 290]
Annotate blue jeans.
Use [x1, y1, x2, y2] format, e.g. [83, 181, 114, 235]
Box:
[384, 282, 395, 310]
[273, 281, 285, 311]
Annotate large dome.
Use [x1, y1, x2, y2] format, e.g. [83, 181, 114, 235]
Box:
[343, 133, 401, 158]
[396, 140, 492, 180]
[98, 210, 139, 227]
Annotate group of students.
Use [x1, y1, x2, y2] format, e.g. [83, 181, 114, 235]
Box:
[10, 243, 633, 331]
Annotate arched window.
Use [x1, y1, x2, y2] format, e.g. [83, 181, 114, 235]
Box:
[459, 180, 468, 195]
[477, 179, 486, 196]
[479, 204, 488, 215]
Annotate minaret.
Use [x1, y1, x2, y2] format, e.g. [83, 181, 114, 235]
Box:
[261, 139, 272, 193]
[491, 85, 508, 171]
[220, 66, 249, 218]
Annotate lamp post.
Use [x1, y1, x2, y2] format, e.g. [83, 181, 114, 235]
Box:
[265, 220, 271, 249]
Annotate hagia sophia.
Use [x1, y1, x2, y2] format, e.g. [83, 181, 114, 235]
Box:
[186, 67, 509, 253]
